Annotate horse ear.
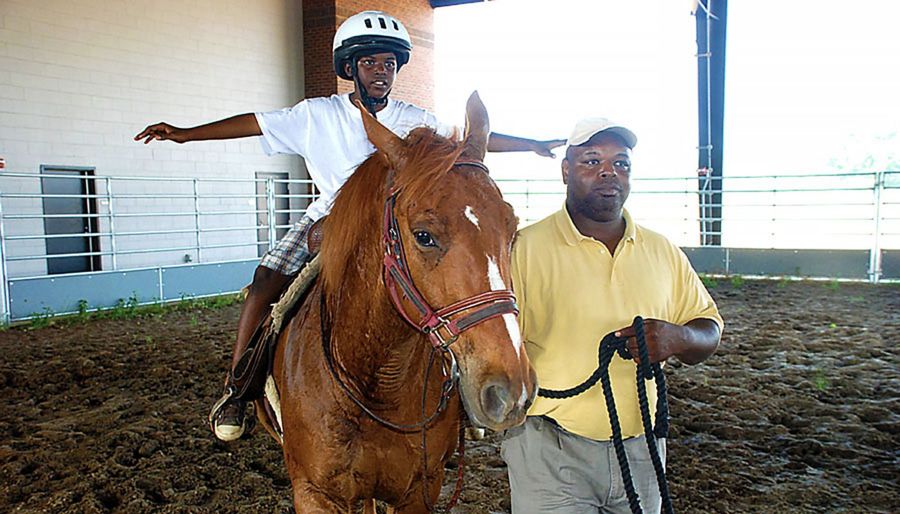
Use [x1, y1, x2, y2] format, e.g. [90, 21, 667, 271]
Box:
[355, 99, 405, 169]
[462, 91, 490, 162]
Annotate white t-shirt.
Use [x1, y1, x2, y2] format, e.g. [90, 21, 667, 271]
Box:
[255, 93, 453, 221]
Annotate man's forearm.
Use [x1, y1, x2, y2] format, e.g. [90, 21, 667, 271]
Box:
[676, 318, 721, 365]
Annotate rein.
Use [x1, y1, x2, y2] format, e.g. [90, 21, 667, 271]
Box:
[537, 317, 674, 514]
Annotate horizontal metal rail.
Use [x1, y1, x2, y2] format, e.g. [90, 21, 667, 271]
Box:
[1, 170, 898, 323]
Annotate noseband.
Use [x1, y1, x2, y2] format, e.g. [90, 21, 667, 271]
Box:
[381, 160, 519, 349]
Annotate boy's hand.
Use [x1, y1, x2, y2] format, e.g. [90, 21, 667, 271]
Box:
[531, 139, 566, 158]
[134, 123, 189, 144]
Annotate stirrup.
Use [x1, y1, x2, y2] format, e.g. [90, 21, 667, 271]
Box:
[208, 386, 255, 441]
[208, 384, 237, 428]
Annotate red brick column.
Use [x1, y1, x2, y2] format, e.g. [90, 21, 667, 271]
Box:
[302, 0, 435, 110]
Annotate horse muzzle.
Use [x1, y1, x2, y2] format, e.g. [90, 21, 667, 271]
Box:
[460, 370, 536, 431]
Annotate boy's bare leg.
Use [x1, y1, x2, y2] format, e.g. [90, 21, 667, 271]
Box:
[211, 265, 292, 441]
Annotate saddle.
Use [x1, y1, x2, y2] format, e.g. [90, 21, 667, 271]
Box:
[230, 217, 326, 402]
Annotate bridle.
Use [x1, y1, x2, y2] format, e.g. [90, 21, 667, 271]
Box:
[381, 159, 519, 351]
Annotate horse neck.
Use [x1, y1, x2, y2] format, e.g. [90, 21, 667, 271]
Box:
[327, 258, 433, 402]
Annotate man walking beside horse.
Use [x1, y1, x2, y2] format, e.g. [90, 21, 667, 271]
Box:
[505, 118, 723, 513]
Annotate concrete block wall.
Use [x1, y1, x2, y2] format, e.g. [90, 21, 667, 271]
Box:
[0, 0, 308, 276]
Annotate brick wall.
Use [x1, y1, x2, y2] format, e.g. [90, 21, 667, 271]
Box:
[303, 0, 435, 110]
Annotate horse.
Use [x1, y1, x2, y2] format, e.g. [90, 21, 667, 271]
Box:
[256, 92, 537, 513]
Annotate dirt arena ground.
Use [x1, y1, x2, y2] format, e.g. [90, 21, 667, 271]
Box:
[1, 279, 897, 513]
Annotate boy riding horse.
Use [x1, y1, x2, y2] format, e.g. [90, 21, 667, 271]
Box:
[134, 10, 563, 441]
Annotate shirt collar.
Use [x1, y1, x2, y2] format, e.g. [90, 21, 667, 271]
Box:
[555, 204, 637, 247]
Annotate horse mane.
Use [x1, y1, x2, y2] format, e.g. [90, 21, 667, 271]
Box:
[320, 126, 463, 307]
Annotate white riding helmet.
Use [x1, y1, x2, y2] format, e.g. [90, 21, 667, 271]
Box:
[333, 11, 413, 80]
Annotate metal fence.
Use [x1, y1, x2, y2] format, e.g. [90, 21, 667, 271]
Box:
[0, 171, 317, 323]
[1, 170, 898, 323]
[497, 170, 900, 248]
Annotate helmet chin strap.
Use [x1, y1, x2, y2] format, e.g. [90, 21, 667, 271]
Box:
[351, 60, 389, 119]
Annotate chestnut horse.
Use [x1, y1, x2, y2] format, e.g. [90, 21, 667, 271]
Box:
[257, 93, 537, 513]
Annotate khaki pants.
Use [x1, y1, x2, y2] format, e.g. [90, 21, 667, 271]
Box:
[501, 416, 666, 514]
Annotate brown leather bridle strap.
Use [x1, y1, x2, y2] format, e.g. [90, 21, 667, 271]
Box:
[381, 159, 518, 349]
[321, 293, 458, 433]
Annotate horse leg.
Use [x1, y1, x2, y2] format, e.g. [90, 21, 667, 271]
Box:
[392, 479, 442, 514]
[291, 483, 347, 514]
[362, 500, 395, 514]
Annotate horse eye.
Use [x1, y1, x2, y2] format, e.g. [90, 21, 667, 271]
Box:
[414, 230, 437, 248]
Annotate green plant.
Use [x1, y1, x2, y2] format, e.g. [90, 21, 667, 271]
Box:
[777, 277, 790, 289]
[103, 292, 141, 320]
[700, 274, 718, 288]
[848, 295, 865, 303]
[729, 275, 745, 288]
[71, 299, 93, 323]
[139, 300, 166, 317]
[28, 307, 56, 329]
[812, 370, 830, 391]
[825, 279, 840, 291]
[17, 292, 239, 328]
[200, 293, 241, 309]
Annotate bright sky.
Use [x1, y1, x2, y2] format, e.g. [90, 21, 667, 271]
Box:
[434, 0, 900, 249]
[725, 0, 900, 175]
[435, 0, 698, 182]
[435, 0, 900, 178]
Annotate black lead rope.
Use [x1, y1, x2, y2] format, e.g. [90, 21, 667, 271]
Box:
[537, 316, 674, 514]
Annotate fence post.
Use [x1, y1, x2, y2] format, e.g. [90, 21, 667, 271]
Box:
[869, 171, 884, 283]
[193, 178, 202, 263]
[0, 192, 9, 325]
[266, 178, 276, 250]
[106, 176, 118, 270]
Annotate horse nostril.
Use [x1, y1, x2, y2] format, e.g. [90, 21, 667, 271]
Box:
[480, 382, 512, 424]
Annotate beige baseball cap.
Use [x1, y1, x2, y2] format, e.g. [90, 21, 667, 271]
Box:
[566, 117, 637, 149]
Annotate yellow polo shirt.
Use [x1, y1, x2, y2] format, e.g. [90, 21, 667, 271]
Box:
[511, 207, 723, 441]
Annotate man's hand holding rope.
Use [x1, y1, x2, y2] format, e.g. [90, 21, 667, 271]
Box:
[616, 318, 721, 366]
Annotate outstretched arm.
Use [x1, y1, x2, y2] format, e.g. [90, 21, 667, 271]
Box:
[134, 113, 262, 144]
[487, 132, 566, 158]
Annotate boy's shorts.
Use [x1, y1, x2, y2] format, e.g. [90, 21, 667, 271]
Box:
[259, 215, 315, 276]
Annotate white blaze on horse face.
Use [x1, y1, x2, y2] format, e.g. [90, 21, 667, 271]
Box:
[517, 386, 529, 409]
[487, 257, 522, 357]
[464, 205, 480, 229]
